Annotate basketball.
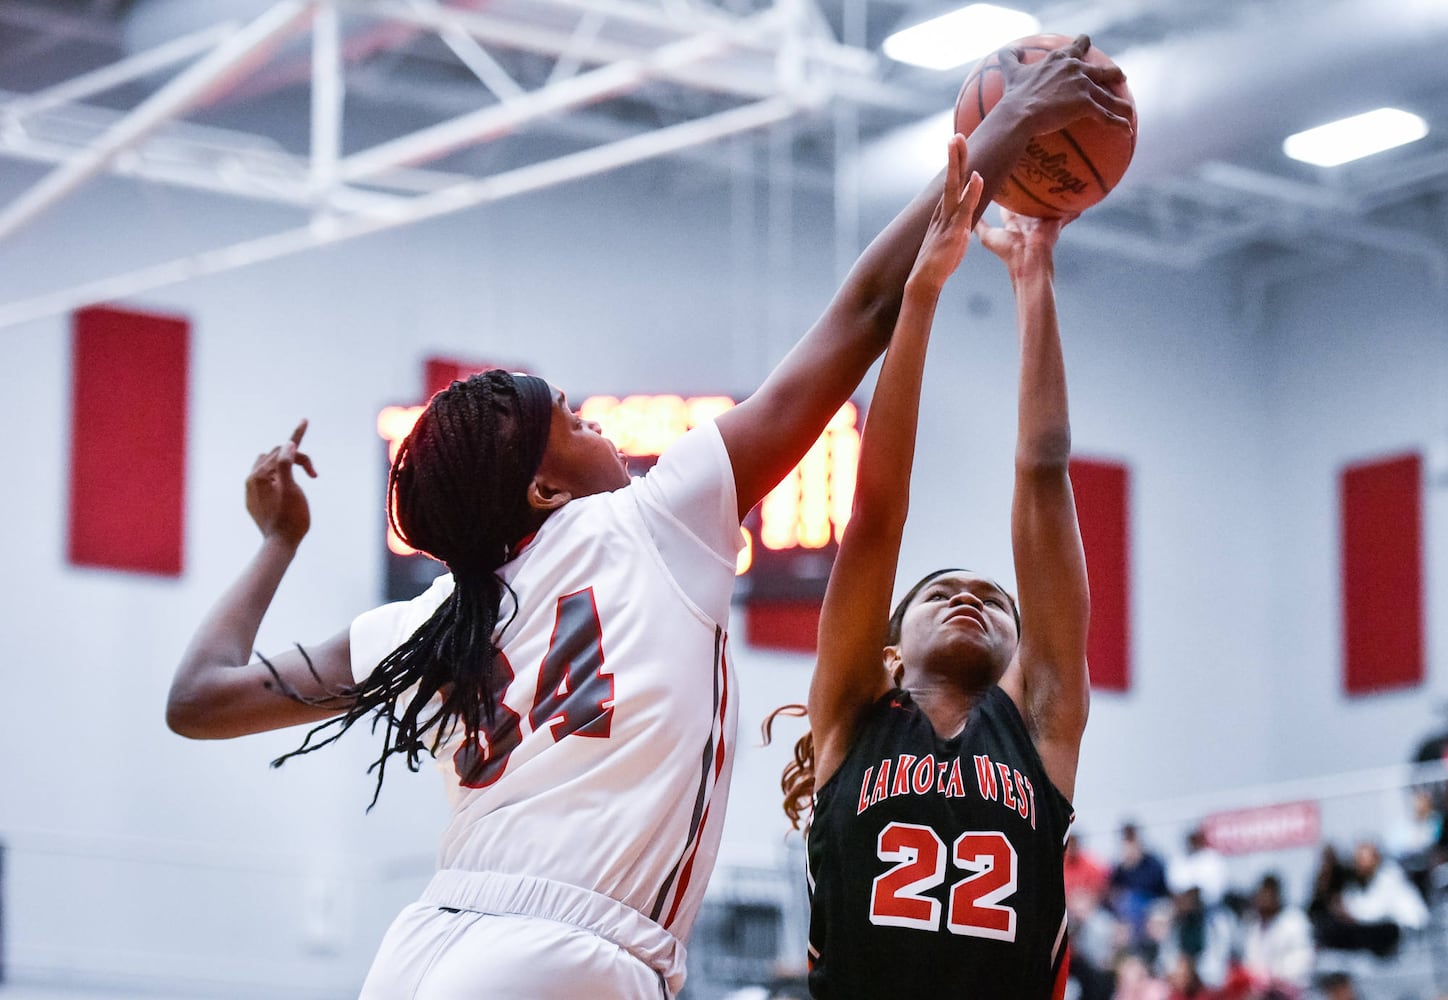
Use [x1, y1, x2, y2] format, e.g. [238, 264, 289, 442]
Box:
[954, 34, 1137, 218]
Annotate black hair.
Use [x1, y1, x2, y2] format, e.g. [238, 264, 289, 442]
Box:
[265, 370, 554, 808]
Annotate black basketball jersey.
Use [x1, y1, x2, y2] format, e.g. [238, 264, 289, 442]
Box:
[806, 685, 1073, 999]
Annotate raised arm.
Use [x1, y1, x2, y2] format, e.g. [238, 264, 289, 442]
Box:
[166, 421, 356, 739]
[978, 211, 1091, 801]
[809, 140, 982, 791]
[718, 35, 1132, 518]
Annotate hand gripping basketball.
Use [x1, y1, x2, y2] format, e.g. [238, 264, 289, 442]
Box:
[955, 34, 1138, 218]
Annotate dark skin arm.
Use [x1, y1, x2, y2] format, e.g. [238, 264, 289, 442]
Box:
[717, 35, 1132, 518]
[166, 421, 356, 739]
[810, 137, 983, 791]
[978, 209, 1091, 802]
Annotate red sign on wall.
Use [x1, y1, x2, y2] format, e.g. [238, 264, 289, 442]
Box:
[1069, 457, 1131, 691]
[68, 305, 190, 576]
[1201, 801, 1321, 855]
[1341, 452, 1424, 695]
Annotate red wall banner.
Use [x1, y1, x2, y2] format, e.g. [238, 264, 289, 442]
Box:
[68, 305, 190, 576]
[1341, 452, 1423, 694]
[1069, 458, 1131, 691]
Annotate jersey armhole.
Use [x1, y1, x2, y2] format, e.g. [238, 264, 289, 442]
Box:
[812, 689, 908, 808]
[986, 685, 1076, 817]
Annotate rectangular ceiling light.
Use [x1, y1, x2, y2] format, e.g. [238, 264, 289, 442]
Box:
[883, 4, 1041, 71]
[1283, 108, 1428, 167]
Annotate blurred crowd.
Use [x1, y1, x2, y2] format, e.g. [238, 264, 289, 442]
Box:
[1064, 789, 1445, 1000]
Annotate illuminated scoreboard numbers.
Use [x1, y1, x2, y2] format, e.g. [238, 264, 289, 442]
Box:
[581, 394, 735, 458]
[579, 394, 861, 565]
[377, 392, 862, 601]
[828, 402, 860, 535]
[377, 404, 426, 558]
[757, 400, 860, 552]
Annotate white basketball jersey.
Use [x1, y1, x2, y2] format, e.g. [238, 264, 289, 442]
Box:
[350, 422, 742, 943]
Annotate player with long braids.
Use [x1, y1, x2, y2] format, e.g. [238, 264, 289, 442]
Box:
[166, 38, 1129, 1000]
[765, 148, 1094, 997]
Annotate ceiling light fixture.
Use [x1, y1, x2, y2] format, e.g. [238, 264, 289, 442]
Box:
[882, 4, 1041, 71]
[1283, 108, 1428, 167]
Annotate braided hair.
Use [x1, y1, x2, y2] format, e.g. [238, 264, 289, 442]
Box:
[763, 569, 1021, 832]
[267, 370, 555, 808]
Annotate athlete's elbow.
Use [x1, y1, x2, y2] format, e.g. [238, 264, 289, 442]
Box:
[1015, 430, 1072, 472]
[166, 680, 223, 739]
[166, 694, 204, 738]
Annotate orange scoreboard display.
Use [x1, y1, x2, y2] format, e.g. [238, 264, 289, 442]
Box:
[377, 392, 862, 605]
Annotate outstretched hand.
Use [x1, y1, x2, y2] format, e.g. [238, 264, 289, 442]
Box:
[999, 34, 1134, 136]
[246, 420, 317, 547]
[975, 207, 1068, 276]
[908, 134, 984, 292]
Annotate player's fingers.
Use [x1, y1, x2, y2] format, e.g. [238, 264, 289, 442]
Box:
[943, 135, 963, 211]
[1085, 77, 1134, 115]
[1083, 62, 1126, 86]
[1085, 84, 1135, 130]
[295, 450, 318, 479]
[950, 135, 970, 206]
[1066, 34, 1091, 58]
[250, 448, 281, 483]
[959, 170, 984, 219]
[289, 419, 308, 447]
[278, 441, 301, 479]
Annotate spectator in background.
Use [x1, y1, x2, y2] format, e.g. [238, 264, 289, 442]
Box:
[1315, 971, 1358, 1000]
[1114, 949, 1171, 1000]
[1163, 953, 1216, 1000]
[1307, 845, 1352, 929]
[1168, 827, 1229, 910]
[1340, 840, 1429, 938]
[1157, 887, 1236, 990]
[1112, 823, 1173, 943]
[1066, 881, 1122, 1000]
[1411, 716, 1448, 814]
[1067, 834, 1113, 901]
[1385, 786, 1441, 897]
[1240, 873, 1313, 999]
[1312, 840, 1428, 957]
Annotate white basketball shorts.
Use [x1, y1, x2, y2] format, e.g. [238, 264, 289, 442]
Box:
[357, 870, 685, 999]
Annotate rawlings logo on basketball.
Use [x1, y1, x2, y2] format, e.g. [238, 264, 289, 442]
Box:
[1018, 140, 1088, 197]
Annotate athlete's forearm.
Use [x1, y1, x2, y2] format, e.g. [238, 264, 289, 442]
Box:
[839, 103, 1032, 350]
[1011, 252, 1069, 469]
[169, 537, 297, 709]
[850, 280, 940, 535]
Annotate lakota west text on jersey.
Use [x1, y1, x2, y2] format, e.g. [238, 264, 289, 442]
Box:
[856, 751, 1038, 830]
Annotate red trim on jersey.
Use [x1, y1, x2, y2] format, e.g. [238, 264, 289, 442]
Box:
[662, 638, 732, 928]
[510, 530, 539, 559]
[1052, 942, 1072, 1000]
[665, 797, 717, 928]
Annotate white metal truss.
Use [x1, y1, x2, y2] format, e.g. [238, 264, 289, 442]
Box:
[0, 0, 905, 329]
[2, 0, 1447, 329]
